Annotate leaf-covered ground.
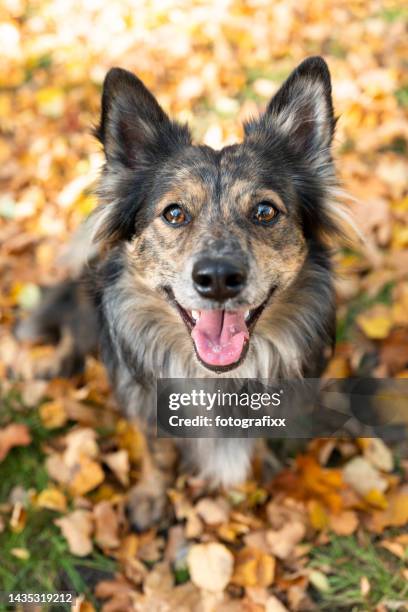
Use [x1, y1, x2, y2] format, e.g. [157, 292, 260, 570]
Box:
[0, 1, 407, 610]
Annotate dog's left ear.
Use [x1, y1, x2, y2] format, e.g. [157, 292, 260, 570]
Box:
[245, 57, 335, 161]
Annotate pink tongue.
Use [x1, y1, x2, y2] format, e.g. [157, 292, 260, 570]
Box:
[191, 310, 249, 367]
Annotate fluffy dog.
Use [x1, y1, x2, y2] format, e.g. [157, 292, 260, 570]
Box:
[18, 57, 347, 529]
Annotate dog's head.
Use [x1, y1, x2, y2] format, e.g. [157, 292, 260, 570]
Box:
[92, 57, 338, 372]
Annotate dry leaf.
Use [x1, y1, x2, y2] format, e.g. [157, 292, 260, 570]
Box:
[195, 497, 229, 525]
[188, 542, 234, 592]
[266, 521, 306, 560]
[69, 455, 105, 496]
[265, 595, 289, 612]
[360, 576, 370, 597]
[55, 510, 93, 556]
[356, 305, 393, 340]
[343, 457, 388, 497]
[0, 423, 31, 462]
[36, 487, 67, 512]
[360, 438, 394, 472]
[366, 491, 408, 533]
[39, 399, 67, 429]
[102, 450, 130, 487]
[94, 501, 120, 549]
[329, 510, 358, 536]
[232, 547, 275, 588]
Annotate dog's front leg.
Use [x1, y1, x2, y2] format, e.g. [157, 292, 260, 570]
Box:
[116, 379, 178, 531]
[127, 432, 177, 531]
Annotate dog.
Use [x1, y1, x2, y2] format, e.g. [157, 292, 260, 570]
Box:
[17, 56, 347, 529]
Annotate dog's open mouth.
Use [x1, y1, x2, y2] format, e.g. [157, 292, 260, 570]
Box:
[165, 288, 275, 371]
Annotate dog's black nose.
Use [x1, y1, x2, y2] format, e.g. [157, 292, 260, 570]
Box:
[192, 258, 247, 300]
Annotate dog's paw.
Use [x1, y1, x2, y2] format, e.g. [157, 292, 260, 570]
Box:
[126, 479, 169, 532]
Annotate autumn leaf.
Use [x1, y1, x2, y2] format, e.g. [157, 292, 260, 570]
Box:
[0, 423, 31, 462]
[232, 547, 275, 587]
[356, 304, 393, 340]
[36, 487, 67, 512]
[94, 501, 120, 549]
[187, 542, 234, 592]
[55, 510, 93, 556]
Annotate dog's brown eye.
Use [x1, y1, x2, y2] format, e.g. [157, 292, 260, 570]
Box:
[162, 203, 190, 227]
[252, 201, 279, 226]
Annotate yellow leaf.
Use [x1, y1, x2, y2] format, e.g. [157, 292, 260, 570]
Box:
[308, 499, 329, 530]
[35, 87, 65, 118]
[69, 455, 105, 496]
[36, 488, 67, 512]
[363, 489, 388, 510]
[232, 547, 275, 588]
[357, 305, 393, 340]
[39, 400, 67, 429]
[11, 548, 30, 560]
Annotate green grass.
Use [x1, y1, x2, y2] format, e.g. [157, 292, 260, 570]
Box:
[0, 390, 117, 611]
[310, 534, 408, 611]
[395, 86, 408, 109]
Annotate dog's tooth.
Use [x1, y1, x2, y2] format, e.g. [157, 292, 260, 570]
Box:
[245, 310, 250, 321]
[192, 310, 200, 322]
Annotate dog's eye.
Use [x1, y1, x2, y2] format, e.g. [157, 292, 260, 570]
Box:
[252, 202, 280, 226]
[162, 204, 190, 227]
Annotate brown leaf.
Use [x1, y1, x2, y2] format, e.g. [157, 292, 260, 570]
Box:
[55, 510, 93, 556]
[266, 521, 306, 560]
[102, 450, 130, 487]
[188, 542, 234, 592]
[0, 423, 31, 462]
[329, 510, 359, 536]
[94, 501, 120, 549]
[366, 491, 408, 533]
[232, 547, 275, 588]
[195, 497, 229, 525]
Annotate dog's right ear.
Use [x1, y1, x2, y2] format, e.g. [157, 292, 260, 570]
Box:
[96, 67, 191, 167]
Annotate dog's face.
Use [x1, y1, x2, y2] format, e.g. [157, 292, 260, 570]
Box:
[93, 58, 337, 372]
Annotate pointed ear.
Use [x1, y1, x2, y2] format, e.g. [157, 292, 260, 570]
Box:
[96, 67, 191, 167]
[245, 57, 335, 162]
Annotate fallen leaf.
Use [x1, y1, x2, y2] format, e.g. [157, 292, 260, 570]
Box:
[39, 399, 67, 429]
[94, 501, 120, 549]
[329, 510, 359, 535]
[232, 547, 275, 588]
[265, 596, 290, 612]
[55, 510, 93, 556]
[102, 450, 130, 487]
[366, 491, 408, 533]
[356, 304, 393, 340]
[64, 428, 99, 466]
[10, 547, 30, 560]
[360, 438, 394, 472]
[266, 521, 306, 560]
[360, 576, 370, 597]
[36, 487, 67, 512]
[308, 499, 329, 531]
[69, 454, 105, 496]
[343, 456, 388, 497]
[0, 423, 31, 461]
[308, 570, 330, 593]
[195, 497, 229, 525]
[188, 542, 233, 592]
